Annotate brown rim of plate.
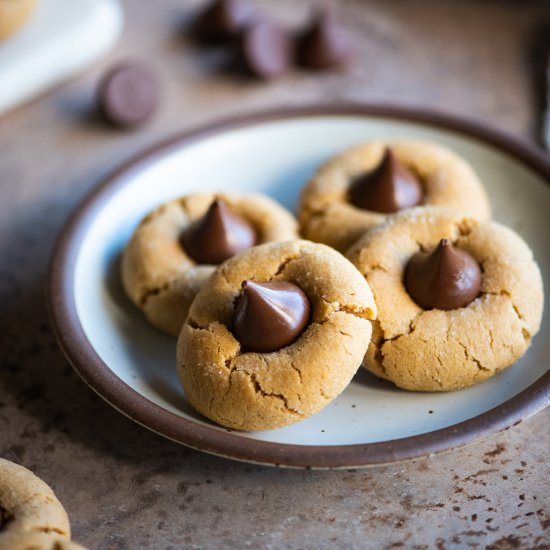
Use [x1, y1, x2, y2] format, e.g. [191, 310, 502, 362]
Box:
[47, 104, 550, 469]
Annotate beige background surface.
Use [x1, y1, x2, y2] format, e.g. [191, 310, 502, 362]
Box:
[0, 0, 549, 548]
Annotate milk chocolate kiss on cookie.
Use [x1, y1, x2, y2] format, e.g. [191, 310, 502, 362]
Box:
[348, 148, 423, 213]
[233, 281, 311, 353]
[181, 200, 257, 264]
[405, 239, 481, 310]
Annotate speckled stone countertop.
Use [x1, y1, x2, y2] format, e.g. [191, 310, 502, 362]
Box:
[1, 1, 549, 548]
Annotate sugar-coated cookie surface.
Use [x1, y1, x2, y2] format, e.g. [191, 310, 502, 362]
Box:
[121, 192, 298, 336]
[177, 240, 377, 431]
[0, 459, 70, 544]
[347, 207, 544, 391]
[299, 139, 491, 252]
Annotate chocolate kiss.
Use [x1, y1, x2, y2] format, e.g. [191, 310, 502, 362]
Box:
[233, 281, 311, 353]
[239, 20, 292, 79]
[181, 200, 257, 265]
[405, 239, 482, 310]
[348, 148, 423, 213]
[298, 9, 353, 69]
[193, 0, 253, 42]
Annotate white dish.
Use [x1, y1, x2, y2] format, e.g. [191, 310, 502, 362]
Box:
[0, 0, 123, 115]
[49, 106, 550, 468]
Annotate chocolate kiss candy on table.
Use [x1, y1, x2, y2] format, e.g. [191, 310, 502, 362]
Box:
[405, 238, 482, 310]
[348, 148, 423, 213]
[193, 0, 253, 42]
[181, 199, 257, 265]
[239, 20, 292, 79]
[98, 63, 158, 129]
[298, 9, 353, 69]
[233, 281, 311, 353]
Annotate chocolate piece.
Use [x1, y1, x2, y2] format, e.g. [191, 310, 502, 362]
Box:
[98, 63, 158, 129]
[298, 9, 353, 69]
[181, 200, 257, 264]
[0, 505, 13, 532]
[239, 20, 292, 79]
[233, 280, 311, 352]
[405, 239, 482, 310]
[348, 148, 423, 213]
[193, 0, 253, 42]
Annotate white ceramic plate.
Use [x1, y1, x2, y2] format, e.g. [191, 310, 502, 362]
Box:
[0, 0, 123, 115]
[49, 106, 550, 468]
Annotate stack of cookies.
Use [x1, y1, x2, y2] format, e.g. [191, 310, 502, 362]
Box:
[121, 138, 544, 431]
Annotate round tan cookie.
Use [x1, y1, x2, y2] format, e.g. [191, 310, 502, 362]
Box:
[0, 459, 70, 542]
[347, 207, 544, 391]
[299, 139, 491, 252]
[0, 533, 88, 550]
[121, 192, 298, 336]
[177, 240, 377, 431]
[0, 0, 38, 41]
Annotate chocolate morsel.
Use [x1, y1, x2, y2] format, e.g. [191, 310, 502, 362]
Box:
[233, 280, 311, 352]
[181, 200, 257, 265]
[98, 63, 158, 129]
[239, 20, 292, 79]
[193, 0, 253, 42]
[405, 238, 482, 310]
[348, 148, 423, 213]
[298, 9, 353, 69]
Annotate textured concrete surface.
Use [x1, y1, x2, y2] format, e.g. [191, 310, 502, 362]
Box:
[1, 0, 549, 548]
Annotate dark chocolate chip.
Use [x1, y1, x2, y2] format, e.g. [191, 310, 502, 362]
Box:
[181, 199, 257, 265]
[233, 280, 311, 352]
[98, 63, 158, 129]
[239, 20, 292, 79]
[298, 9, 353, 70]
[193, 0, 254, 42]
[348, 148, 423, 213]
[405, 238, 482, 310]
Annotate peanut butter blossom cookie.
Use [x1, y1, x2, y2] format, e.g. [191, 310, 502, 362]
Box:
[347, 207, 544, 391]
[0, 459, 71, 548]
[177, 240, 377, 431]
[299, 140, 491, 252]
[121, 192, 298, 336]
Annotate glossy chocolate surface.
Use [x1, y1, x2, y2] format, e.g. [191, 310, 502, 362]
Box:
[193, 0, 253, 42]
[298, 9, 353, 69]
[98, 63, 158, 129]
[348, 148, 423, 213]
[239, 20, 292, 79]
[181, 200, 257, 265]
[233, 280, 311, 352]
[405, 238, 482, 310]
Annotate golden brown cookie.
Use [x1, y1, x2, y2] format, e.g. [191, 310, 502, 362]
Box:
[0, 459, 70, 543]
[299, 139, 491, 252]
[177, 240, 377, 431]
[121, 192, 298, 336]
[347, 207, 544, 391]
[0, 533, 88, 550]
[0, 0, 38, 41]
